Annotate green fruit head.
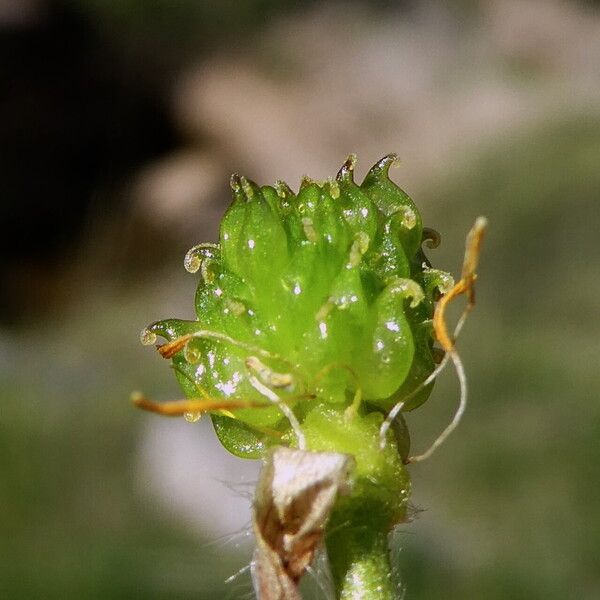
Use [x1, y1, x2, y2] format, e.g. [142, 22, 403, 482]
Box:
[141, 155, 453, 458]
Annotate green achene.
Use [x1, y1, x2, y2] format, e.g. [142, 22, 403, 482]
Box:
[138, 154, 468, 599]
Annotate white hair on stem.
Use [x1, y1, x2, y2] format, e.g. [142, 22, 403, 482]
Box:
[224, 563, 252, 585]
[304, 553, 337, 600]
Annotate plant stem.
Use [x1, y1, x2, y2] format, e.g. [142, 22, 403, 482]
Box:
[301, 406, 409, 599]
[326, 520, 395, 599]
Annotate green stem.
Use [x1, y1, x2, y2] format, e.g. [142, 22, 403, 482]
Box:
[326, 521, 395, 599]
[301, 406, 409, 599]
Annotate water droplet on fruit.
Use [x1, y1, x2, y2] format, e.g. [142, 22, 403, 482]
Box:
[184, 344, 201, 364]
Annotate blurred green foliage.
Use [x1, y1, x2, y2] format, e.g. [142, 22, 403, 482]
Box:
[0, 302, 243, 598]
[72, 0, 318, 57]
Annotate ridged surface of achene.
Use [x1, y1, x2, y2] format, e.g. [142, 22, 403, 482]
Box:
[144, 154, 453, 459]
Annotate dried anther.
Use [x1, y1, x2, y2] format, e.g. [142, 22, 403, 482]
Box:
[380, 216, 487, 457]
[157, 334, 193, 359]
[433, 216, 487, 352]
[131, 392, 268, 416]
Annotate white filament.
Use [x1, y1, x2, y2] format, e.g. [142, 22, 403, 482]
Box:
[248, 376, 306, 450]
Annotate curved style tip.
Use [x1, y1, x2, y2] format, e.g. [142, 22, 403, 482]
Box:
[422, 227, 442, 249]
[327, 177, 341, 199]
[387, 277, 425, 308]
[274, 179, 294, 199]
[140, 328, 157, 346]
[238, 175, 255, 200]
[183, 247, 201, 274]
[371, 153, 399, 177]
[230, 173, 242, 193]
[183, 243, 219, 276]
[299, 175, 316, 191]
[362, 154, 401, 187]
[336, 153, 357, 182]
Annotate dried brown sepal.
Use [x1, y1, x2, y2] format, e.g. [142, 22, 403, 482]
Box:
[252, 447, 354, 600]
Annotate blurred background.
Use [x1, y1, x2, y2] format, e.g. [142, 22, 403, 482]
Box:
[1, 0, 599, 597]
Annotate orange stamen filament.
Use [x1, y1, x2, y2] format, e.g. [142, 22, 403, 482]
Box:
[380, 217, 487, 459]
[131, 393, 268, 416]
